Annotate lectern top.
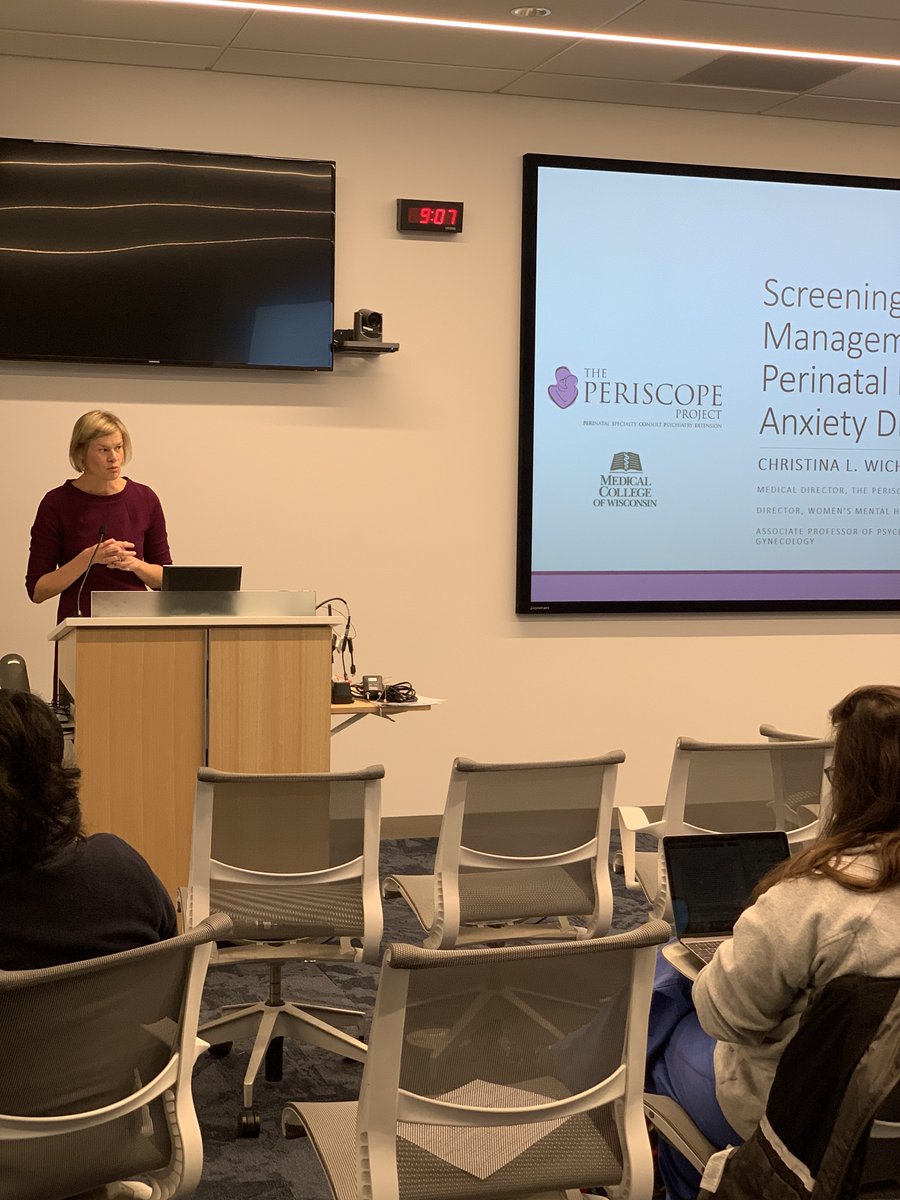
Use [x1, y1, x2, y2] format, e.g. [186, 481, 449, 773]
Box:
[50, 613, 340, 640]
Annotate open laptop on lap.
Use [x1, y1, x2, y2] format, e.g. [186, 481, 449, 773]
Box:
[663, 831, 790, 968]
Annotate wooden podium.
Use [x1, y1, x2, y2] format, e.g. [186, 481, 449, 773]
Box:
[52, 613, 337, 897]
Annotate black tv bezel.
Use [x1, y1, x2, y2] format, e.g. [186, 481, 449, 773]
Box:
[0, 137, 336, 373]
[516, 151, 900, 616]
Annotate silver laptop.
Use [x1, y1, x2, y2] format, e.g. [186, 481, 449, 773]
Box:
[663, 831, 790, 967]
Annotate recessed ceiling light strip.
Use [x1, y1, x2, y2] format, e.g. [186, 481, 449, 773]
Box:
[123, 0, 900, 69]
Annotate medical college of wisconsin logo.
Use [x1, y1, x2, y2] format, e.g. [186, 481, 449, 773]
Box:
[595, 452, 657, 507]
[609, 451, 643, 473]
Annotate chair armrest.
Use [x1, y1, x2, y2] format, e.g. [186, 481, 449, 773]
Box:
[617, 806, 652, 833]
[644, 1093, 715, 1173]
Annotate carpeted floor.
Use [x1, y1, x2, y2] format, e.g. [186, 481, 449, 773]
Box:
[190, 835, 652, 1200]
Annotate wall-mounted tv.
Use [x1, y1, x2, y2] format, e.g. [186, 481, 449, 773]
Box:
[0, 138, 335, 370]
[517, 152, 900, 614]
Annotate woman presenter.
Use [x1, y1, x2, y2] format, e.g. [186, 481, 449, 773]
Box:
[25, 410, 172, 696]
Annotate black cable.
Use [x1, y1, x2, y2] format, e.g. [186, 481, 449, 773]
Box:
[316, 596, 350, 614]
[350, 680, 417, 703]
[317, 597, 354, 678]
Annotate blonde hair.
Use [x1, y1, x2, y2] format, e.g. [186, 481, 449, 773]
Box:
[68, 410, 132, 472]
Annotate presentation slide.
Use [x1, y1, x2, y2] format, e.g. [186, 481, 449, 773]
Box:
[517, 154, 900, 613]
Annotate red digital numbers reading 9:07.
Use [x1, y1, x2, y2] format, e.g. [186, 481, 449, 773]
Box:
[398, 199, 463, 232]
[409, 206, 458, 226]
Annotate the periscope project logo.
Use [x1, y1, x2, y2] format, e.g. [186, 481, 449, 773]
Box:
[548, 365, 578, 409]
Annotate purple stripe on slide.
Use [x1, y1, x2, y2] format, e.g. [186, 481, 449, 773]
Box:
[531, 570, 900, 603]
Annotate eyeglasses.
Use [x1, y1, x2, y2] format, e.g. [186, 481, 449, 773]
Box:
[824, 765, 835, 783]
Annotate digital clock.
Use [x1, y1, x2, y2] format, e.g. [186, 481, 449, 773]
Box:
[397, 198, 464, 234]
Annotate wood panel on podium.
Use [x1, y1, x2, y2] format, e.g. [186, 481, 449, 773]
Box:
[207, 625, 331, 772]
[52, 615, 335, 897]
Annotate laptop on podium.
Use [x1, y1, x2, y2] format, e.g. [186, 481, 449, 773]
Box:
[161, 565, 242, 591]
[663, 831, 790, 967]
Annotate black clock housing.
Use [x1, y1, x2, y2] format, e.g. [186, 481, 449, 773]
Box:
[397, 199, 464, 233]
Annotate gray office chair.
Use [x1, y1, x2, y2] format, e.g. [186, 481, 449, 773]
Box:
[645, 974, 900, 1200]
[181, 765, 384, 1136]
[617, 737, 833, 919]
[0, 912, 231, 1200]
[0, 652, 30, 693]
[758, 723, 823, 743]
[383, 752, 624, 947]
[283, 918, 672, 1200]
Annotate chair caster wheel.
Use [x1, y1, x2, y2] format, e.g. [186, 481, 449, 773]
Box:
[237, 1110, 261, 1138]
[208, 1041, 233, 1057]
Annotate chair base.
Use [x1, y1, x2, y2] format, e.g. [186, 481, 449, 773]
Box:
[201, 999, 367, 1115]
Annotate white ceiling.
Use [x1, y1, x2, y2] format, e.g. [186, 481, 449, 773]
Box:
[5, 0, 900, 127]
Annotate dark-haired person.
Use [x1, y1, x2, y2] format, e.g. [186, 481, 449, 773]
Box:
[0, 690, 176, 970]
[646, 684, 900, 1200]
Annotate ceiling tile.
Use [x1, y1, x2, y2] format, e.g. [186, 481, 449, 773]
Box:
[236, 0, 633, 23]
[4, 0, 900, 130]
[234, 11, 579, 69]
[215, 47, 520, 91]
[0, 29, 219, 69]
[602, 0, 900, 57]
[678, 53, 852, 92]
[765, 93, 900, 126]
[813, 65, 900, 102]
[501, 71, 794, 113]
[698, 0, 900, 19]
[535, 39, 718, 82]
[0, 0, 247, 42]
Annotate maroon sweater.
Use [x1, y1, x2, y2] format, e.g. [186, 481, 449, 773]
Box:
[25, 478, 172, 622]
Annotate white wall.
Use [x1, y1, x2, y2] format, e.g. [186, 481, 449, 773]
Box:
[2, 55, 899, 818]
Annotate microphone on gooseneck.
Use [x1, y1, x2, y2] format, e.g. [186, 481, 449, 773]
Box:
[75, 524, 107, 618]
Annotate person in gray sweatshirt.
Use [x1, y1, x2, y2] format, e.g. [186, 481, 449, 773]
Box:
[647, 684, 900, 1200]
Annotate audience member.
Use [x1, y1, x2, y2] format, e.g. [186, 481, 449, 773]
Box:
[646, 683, 900, 1200]
[0, 690, 176, 969]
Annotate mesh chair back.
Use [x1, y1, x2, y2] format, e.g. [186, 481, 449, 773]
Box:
[671, 739, 832, 837]
[432, 754, 622, 934]
[626, 739, 832, 920]
[454, 755, 622, 858]
[356, 919, 671, 1200]
[0, 653, 30, 694]
[208, 775, 371, 873]
[0, 914, 229, 1200]
[190, 766, 383, 953]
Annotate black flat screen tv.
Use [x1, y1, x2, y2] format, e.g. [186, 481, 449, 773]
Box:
[517, 152, 900, 614]
[0, 138, 335, 370]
